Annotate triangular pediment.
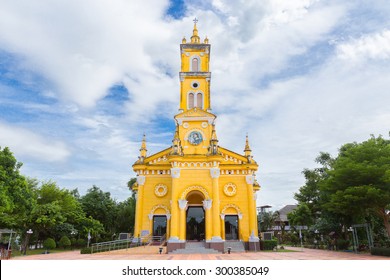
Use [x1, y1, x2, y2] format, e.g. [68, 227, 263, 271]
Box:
[219, 146, 257, 166]
[144, 148, 171, 165]
[174, 108, 216, 119]
[133, 147, 172, 166]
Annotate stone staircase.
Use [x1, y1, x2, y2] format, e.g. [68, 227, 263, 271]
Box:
[224, 240, 246, 253]
[170, 242, 220, 254]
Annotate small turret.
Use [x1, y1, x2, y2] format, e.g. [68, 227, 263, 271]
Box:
[170, 125, 183, 156]
[209, 123, 219, 155]
[244, 134, 253, 163]
[138, 134, 147, 163]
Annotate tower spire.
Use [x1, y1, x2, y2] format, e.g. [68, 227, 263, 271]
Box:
[191, 18, 200, 43]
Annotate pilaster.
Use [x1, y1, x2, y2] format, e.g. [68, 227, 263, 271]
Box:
[133, 175, 146, 239]
[210, 168, 222, 241]
[178, 199, 188, 240]
[246, 174, 259, 245]
[168, 168, 181, 242]
[203, 199, 213, 241]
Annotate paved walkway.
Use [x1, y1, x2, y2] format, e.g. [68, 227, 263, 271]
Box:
[11, 246, 389, 260]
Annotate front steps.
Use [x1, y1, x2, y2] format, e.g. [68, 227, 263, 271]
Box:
[170, 242, 219, 254]
[224, 240, 246, 253]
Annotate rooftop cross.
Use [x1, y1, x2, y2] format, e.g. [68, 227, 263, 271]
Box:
[193, 18, 198, 24]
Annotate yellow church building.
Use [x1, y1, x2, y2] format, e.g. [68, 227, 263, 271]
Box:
[131, 21, 260, 253]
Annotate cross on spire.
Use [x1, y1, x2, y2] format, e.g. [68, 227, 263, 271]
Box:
[193, 18, 198, 24]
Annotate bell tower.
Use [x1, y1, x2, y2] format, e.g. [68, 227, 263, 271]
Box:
[179, 18, 211, 112]
[132, 20, 260, 254]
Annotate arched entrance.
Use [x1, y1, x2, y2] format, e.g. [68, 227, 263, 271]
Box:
[221, 204, 242, 241]
[186, 191, 205, 241]
[225, 215, 239, 240]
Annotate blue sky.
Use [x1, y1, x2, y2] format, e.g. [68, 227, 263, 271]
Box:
[1, 0, 390, 210]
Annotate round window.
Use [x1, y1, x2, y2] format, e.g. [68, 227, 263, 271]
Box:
[192, 82, 199, 88]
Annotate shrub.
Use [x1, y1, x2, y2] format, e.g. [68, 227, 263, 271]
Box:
[80, 247, 92, 254]
[58, 236, 71, 249]
[336, 239, 350, 250]
[43, 238, 56, 250]
[70, 238, 77, 247]
[261, 240, 277, 250]
[371, 247, 390, 257]
[76, 238, 86, 248]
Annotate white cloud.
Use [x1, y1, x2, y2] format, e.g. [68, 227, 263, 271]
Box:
[337, 29, 390, 61]
[1, 0, 390, 208]
[0, 121, 70, 162]
[0, 0, 173, 107]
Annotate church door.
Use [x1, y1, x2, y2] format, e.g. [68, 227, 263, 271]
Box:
[225, 215, 239, 240]
[153, 215, 167, 237]
[186, 206, 205, 241]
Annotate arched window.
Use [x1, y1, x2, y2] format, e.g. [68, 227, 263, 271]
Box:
[196, 93, 203, 109]
[192, 58, 199, 72]
[188, 93, 194, 109]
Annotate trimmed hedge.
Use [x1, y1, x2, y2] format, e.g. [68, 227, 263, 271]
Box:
[261, 240, 277, 250]
[80, 247, 92, 254]
[336, 239, 350, 250]
[371, 247, 390, 257]
[43, 238, 56, 250]
[58, 236, 71, 249]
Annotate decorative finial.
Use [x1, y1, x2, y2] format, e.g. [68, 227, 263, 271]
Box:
[204, 36, 209, 44]
[191, 18, 200, 43]
[244, 133, 252, 161]
[182, 36, 187, 43]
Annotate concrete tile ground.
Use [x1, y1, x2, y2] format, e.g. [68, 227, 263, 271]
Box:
[10, 246, 389, 260]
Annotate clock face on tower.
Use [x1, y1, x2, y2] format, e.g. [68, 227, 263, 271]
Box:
[188, 131, 203, 145]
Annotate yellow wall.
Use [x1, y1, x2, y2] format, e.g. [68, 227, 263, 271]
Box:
[132, 25, 259, 245]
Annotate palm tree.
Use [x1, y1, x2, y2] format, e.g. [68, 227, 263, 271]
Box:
[259, 211, 280, 232]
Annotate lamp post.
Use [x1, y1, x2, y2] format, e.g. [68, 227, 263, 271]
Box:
[87, 231, 91, 248]
[314, 230, 319, 249]
[24, 229, 33, 255]
[348, 227, 356, 253]
[70, 230, 76, 250]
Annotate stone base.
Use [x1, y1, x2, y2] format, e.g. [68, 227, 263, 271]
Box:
[167, 241, 185, 253]
[206, 241, 225, 253]
[248, 241, 261, 251]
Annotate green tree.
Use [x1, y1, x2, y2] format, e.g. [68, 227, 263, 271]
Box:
[288, 204, 313, 227]
[43, 238, 56, 250]
[321, 135, 390, 236]
[79, 186, 117, 234]
[115, 197, 136, 233]
[58, 236, 71, 249]
[127, 178, 137, 192]
[259, 211, 279, 232]
[0, 147, 36, 229]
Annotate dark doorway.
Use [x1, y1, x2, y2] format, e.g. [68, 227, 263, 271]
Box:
[225, 215, 239, 240]
[186, 206, 205, 241]
[153, 215, 167, 237]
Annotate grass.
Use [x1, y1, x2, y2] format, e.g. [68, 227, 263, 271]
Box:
[12, 248, 77, 257]
[261, 249, 298, 252]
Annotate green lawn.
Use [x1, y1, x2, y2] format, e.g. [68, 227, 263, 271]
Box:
[12, 248, 77, 257]
[261, 249, 297, 252]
